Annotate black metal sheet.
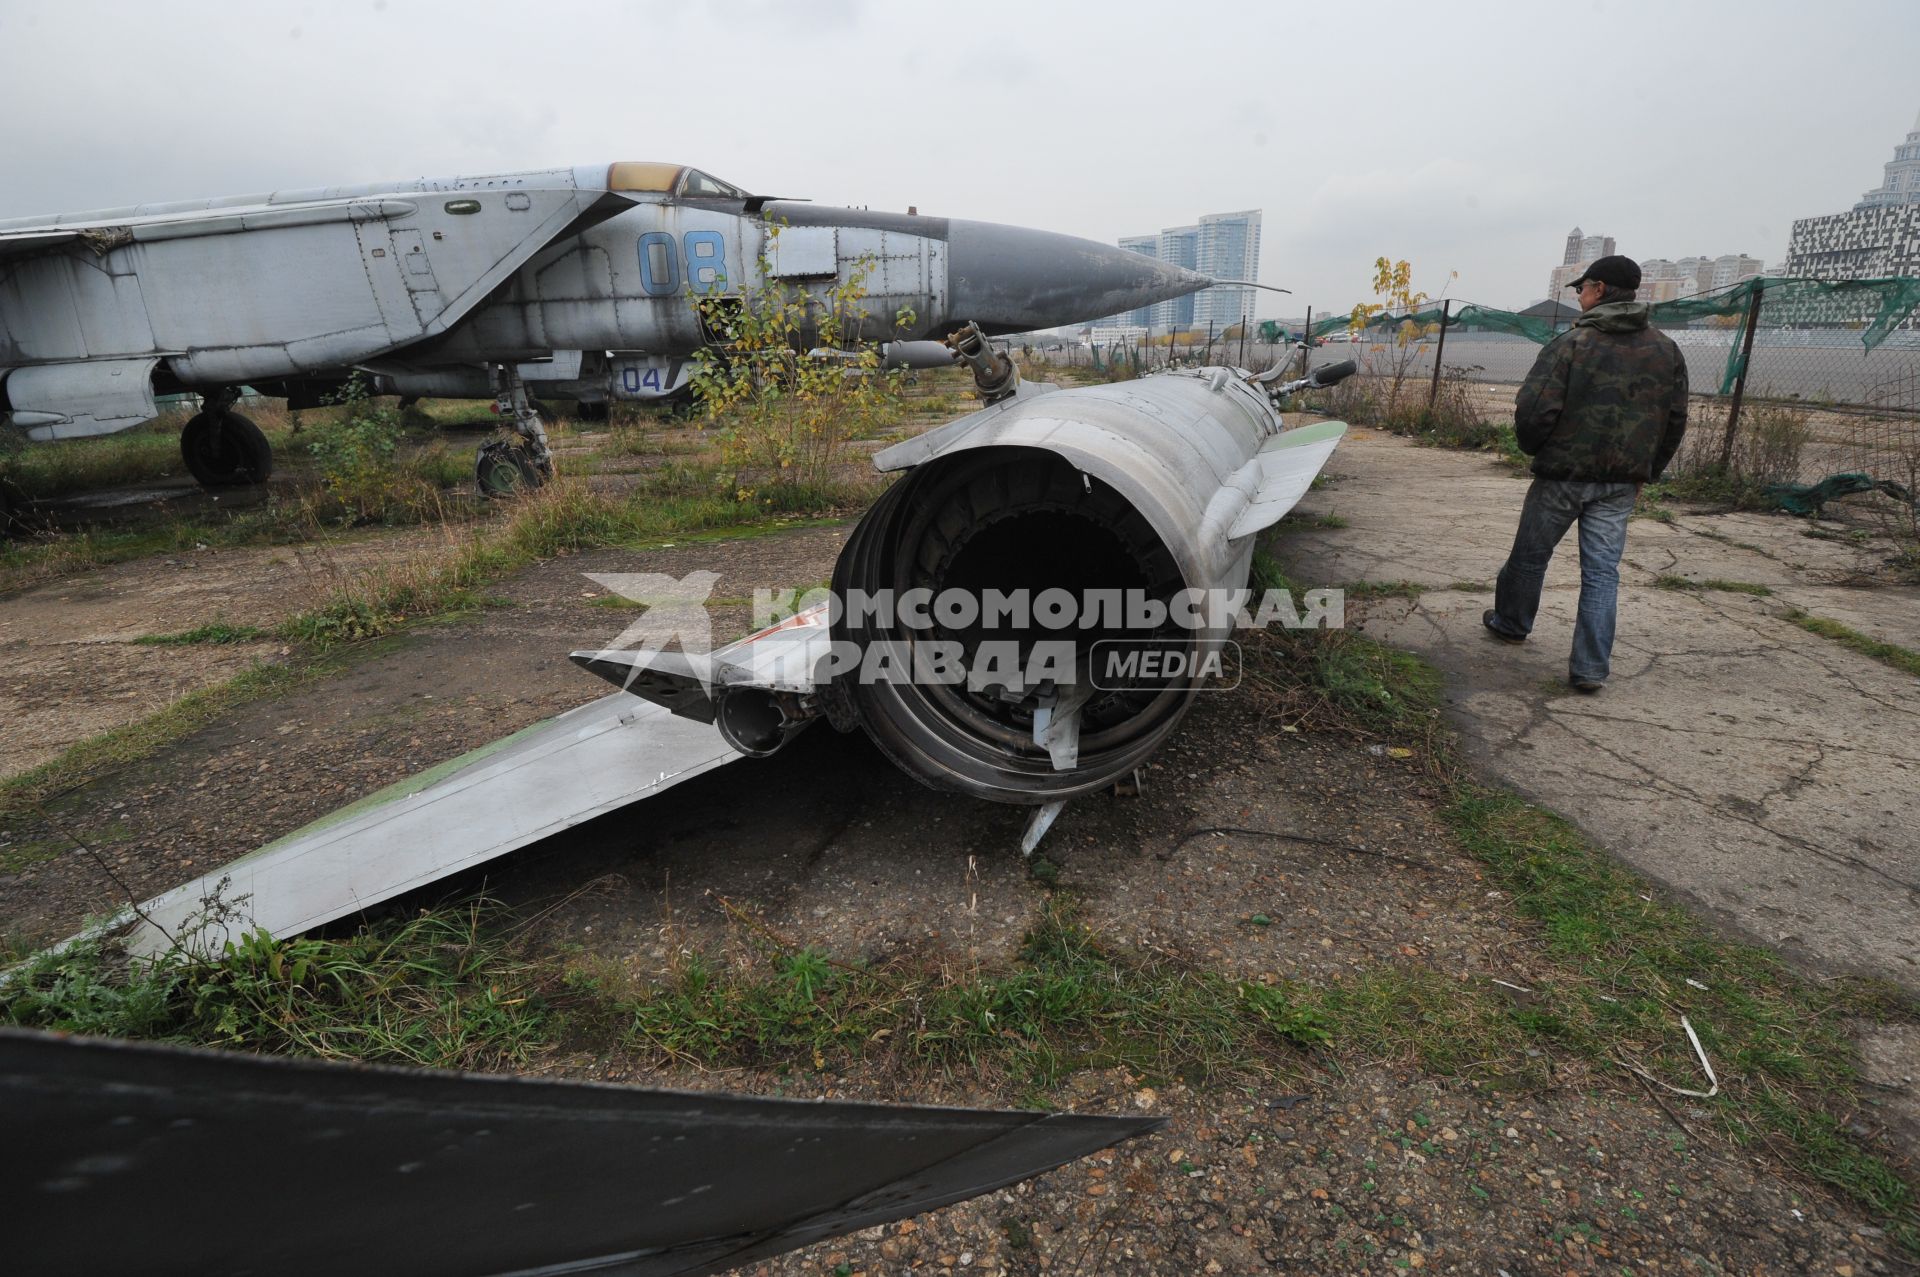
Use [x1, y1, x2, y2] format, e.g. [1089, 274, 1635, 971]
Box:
[1, 1029, 1161, 1277]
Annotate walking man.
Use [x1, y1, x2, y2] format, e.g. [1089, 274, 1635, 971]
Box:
[1483, 255, 1689, 692]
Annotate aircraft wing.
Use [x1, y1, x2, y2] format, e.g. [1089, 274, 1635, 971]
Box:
[0, 228, 98, 259]
[1, 185, 636, 437]
[111, 608, 833, 960]
[3, 1028, 1163, 1277]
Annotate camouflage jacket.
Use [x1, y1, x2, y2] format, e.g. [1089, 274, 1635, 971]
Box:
[1514, 301, 1688, 483]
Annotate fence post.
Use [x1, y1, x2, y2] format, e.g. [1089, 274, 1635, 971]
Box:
[1717, 282, 1766, 471]
[1299, 306, 1312, 379]
[1426, 299, 1452, 409]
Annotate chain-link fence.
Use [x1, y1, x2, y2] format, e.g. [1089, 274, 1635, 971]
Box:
[1023, 277, 1920, 542]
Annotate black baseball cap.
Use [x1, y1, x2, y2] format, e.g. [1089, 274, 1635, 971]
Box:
[1568, 255, 1641, 290]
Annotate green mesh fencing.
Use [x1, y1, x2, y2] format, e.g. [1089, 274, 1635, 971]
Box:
[1310, 277, 1920, 395]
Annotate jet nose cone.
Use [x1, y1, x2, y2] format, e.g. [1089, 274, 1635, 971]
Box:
[947, 219, 1210, 334]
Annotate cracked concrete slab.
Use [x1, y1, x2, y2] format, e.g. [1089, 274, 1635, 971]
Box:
[1277, 426, 1920, 994]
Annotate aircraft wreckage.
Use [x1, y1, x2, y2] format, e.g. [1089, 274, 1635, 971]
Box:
[3, 1027, 1161, 1277]
[97, 336, 1353, 960]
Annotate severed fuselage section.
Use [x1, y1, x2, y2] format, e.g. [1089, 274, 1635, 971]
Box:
[98, 347, 1349, 960]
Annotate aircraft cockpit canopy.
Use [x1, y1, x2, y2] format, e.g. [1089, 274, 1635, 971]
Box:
[606, 163, 747, 200]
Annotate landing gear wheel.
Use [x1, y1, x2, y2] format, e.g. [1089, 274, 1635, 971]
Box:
[475, 441, 544, 498]
[180, 411, 273, 487]
[574, 400, 610, 423]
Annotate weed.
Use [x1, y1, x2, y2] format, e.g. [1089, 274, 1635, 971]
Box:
[1665, 403, 1813, 509]
[615, 900, 1327, 1089]
[1342, 580, 1427, 600]
[1782, 608, 1920, 678]
[133, 621, 272, 646]
[1653, 576, 1771, 596]
[1241, 555, 1442, 742]
[1, 900, 550, 1071]
[691, 243, 912, 491]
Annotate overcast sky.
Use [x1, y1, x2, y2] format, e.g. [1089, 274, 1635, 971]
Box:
[1, 0, 1914, 313]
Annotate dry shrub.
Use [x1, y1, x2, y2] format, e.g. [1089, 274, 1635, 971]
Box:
[1668, 402, 1811, 508]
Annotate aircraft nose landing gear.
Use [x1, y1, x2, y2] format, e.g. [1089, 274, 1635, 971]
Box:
[479, 364, 554, 498]
[180, 387, 272, 487]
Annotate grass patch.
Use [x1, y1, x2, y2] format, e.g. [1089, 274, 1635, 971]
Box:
[1783, 608, 1920, 678]
[1341, 579, 1427, 600]
[0, 506, 319, 598]
[1242, 551, 1443, 741]
[1445, 785, 1917, 1253]
[0, 900, 549, 1072]
[1652, 575, 1773, 596]
[1, 413, 206, 498]
[133, 622, 272, 646]
[603, 900, 1330, 1088]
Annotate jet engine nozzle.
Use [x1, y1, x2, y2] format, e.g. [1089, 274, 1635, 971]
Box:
[714, 686, 812, 758]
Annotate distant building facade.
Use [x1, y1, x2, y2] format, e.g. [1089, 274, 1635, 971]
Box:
[1152, 225, 1201, 331]
[1115, 235, 1159, 328]
[1784, 110, 1920, 281]
[1550, 227, 1618, 298]
[1563, 226, 1616, 266]
[1194, 210, 1262, 331]
[1855, 109, 1920, 210]
[1098, 209, 1264, 332]
[1551, 230, 1761, 300]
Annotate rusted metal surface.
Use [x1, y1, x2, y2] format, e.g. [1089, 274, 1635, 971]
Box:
[2, 1028, 1161, 1277]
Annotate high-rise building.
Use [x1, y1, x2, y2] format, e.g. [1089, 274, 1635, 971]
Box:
[1562, 227, 1615, 266]
[1095, 209, 1264, 333]
[1195, 210, 1262, 331]
[1856, 108, 1920, 209]
[1117, 235, 1159, 328]
[1151, 225, 1200, 331]
[1787, 109, 1920, 279]
[1552, 241, 1759, 301]
[1550, 227, 1619, 298]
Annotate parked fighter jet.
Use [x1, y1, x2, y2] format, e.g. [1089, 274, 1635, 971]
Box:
[0, 163, 1209, 494]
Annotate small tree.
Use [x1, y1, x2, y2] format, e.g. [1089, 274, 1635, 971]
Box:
[689, 232, 910, 497]
[307, 374, 408, 520]
[1348, 258, 1455, 417]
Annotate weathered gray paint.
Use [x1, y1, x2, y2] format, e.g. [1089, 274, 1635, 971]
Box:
[0, 162, 1209, 438]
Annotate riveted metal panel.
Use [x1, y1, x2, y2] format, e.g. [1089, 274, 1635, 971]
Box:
[769, 225, 837, 278]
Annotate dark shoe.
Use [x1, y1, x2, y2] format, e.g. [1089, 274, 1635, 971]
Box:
[1482, 610, 1525, 645]
[1570, 677, 1604, 694]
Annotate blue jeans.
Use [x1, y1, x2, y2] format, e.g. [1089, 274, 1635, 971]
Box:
[1491, 478, 1638, 683]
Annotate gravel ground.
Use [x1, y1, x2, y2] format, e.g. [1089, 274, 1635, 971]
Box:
[2, 521, 1912, 1275]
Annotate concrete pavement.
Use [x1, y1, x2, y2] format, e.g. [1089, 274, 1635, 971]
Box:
[1276, 426, 1920, 994]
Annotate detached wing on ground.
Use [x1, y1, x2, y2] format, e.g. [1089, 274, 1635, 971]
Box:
[1, 1028, 1161, 1277]
[113, 608, 831, 958]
